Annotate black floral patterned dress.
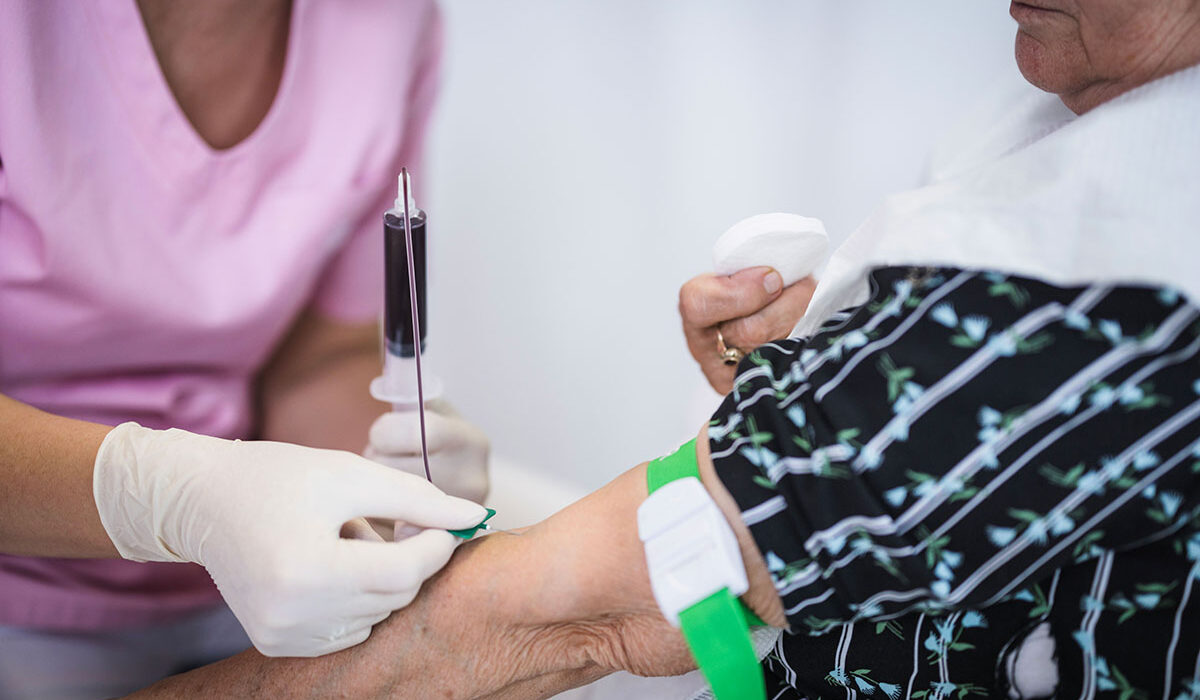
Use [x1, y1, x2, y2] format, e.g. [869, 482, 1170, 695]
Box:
[709, 267, 1200, 700]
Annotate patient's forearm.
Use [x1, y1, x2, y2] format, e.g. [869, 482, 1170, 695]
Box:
[126, 646, 365, 698]
[131, 440, 785, 698]
[129, 527, 612, 698]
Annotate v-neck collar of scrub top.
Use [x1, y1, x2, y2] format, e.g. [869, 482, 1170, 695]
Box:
[84, 0, 305, 174]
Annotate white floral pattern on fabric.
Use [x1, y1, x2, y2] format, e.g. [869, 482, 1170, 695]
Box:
[711, 267, 1200, 698]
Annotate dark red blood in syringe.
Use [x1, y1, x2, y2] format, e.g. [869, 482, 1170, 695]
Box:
[383, 210, 427, 357]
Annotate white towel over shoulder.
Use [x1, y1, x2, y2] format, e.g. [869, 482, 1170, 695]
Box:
[796, 63, 1200, 337]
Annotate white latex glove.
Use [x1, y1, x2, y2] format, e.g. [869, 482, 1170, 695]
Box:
[364, 398, 490, 504]
[93, 422, 488, 657]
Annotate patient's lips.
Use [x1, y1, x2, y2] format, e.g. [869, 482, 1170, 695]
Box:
[1009, 1, 1070, 24]
[1011, 0, 1065, 11]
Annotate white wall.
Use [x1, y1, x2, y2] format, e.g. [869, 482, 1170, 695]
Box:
[425, 1, 1029, 493]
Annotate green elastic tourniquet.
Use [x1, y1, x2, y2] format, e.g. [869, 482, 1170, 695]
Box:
[648, 440, 767, 627]
[448, 507, 497, 539]
[678, 590, 767, 700]
[646, 439, 766, 700]
[647, 438, 700, 492]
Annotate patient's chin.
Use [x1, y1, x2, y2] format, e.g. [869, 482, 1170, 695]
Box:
[1014, 30, 1089, 103]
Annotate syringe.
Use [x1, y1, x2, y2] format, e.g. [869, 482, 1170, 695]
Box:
[367, 171, 518, 537]
[370, 169, 443, 480]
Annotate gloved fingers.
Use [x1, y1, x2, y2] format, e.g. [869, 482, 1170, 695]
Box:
[343, 602, 403, 629]
[368, 410, 463, 456]
[362, 449, 491, 505]
[338, 625, 373, 650]
[336, 460, 486, 528]
[354, 609, 393, 629]
[340, 517, 387, 542]
[261, 608, 392, 657]
[423, 397, 459, 417]
[360, 450, 429, 480]
[341, 595, 414, 621]
[338, 528, 458, 593]
[371, 589, 420, 614]
[324, 591, 412, 620]
[325, 610, 392, 640]
[393, 521, 424, 540]
[325, 623, 375, 654]
[272, 626, 374, 658]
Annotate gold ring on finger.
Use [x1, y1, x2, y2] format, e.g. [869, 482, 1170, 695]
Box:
[716, 330, 744, 366]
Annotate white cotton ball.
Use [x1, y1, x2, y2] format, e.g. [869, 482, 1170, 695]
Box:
[712, 213, 830, 286]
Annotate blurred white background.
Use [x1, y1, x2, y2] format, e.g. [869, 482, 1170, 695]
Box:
[425, 1, 1030, 495]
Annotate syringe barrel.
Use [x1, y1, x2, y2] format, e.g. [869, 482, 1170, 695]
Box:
[383, 208, 427, 357]
[371, 350, 443, 408]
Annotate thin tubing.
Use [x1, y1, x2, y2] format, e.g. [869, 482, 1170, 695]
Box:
[401, 168, 433, 482]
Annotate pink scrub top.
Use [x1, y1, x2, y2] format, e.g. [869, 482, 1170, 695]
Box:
[0, 0, 441, 631]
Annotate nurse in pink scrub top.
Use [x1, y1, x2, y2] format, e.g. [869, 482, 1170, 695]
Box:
[0, 1, 490, 697]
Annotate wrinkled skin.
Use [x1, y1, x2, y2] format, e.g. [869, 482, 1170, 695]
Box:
[131, 431, 784, 699]
[1010, 0, 1200, 113]
[680, 2, 1200, 396]
[129, 3, 1200, 699]
[680, 267, 816, 394]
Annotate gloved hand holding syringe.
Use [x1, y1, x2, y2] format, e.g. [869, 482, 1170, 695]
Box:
[87, 171, 496, 659]
[367, 169, 497, 533]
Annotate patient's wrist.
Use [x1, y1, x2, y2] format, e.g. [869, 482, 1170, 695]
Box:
[374, 449, 776, 694]
[362, 440, 782, 694]
[386, 523, 613, 697]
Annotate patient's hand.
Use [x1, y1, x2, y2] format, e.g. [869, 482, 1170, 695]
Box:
[680, 268, 816, 393]
[132, 429, 784, 699]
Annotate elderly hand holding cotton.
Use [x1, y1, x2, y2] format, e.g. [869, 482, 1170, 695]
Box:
[679, 214, 827, 394]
